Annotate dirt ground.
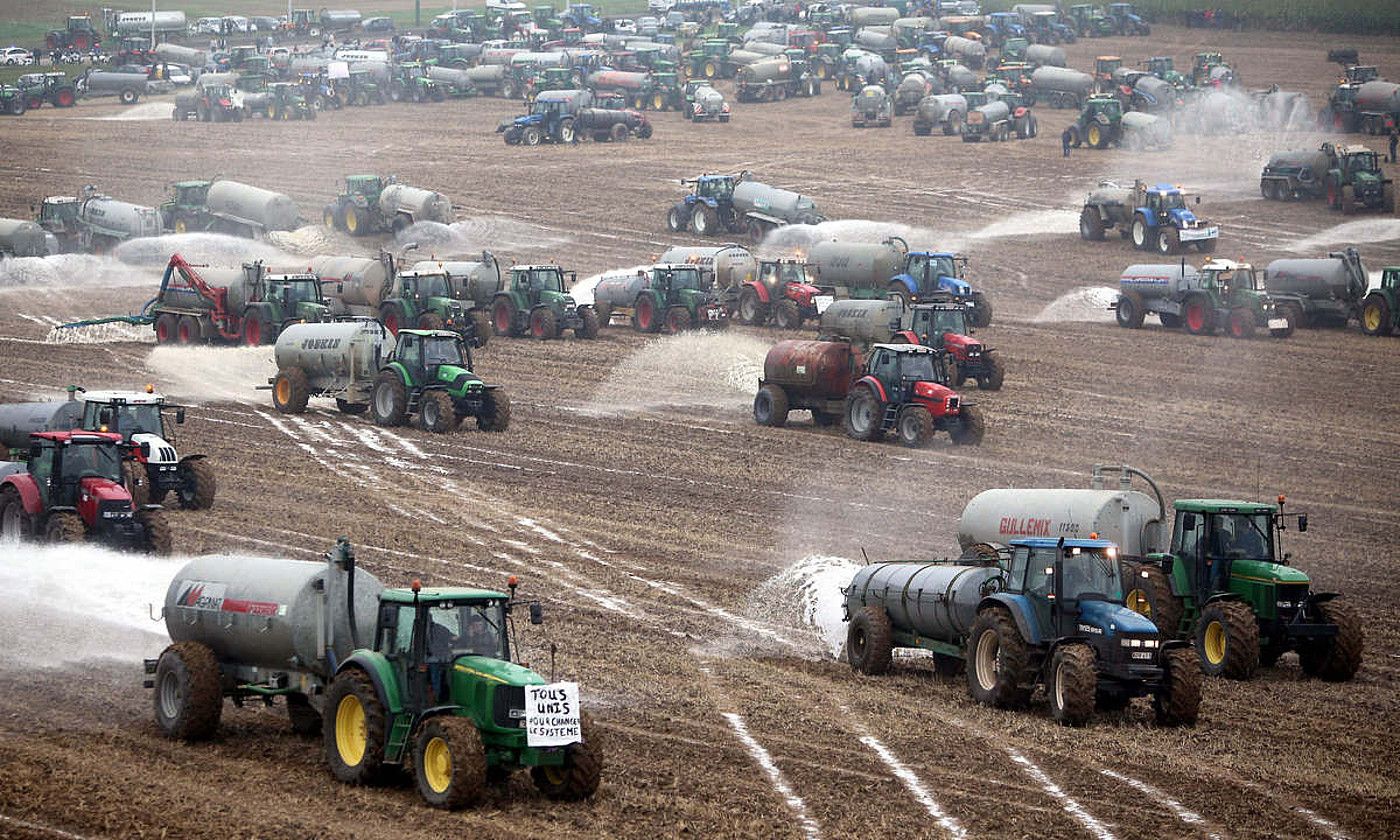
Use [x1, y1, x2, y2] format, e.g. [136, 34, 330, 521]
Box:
[1, 22, 1398, 840]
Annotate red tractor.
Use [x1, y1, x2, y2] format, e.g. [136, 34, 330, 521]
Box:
[889, 298, 1006, 390]
[729, 258, 827, 329]
[0, 431, 171, 553]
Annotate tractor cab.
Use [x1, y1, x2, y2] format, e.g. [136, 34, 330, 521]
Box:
[757, 259, 812, 292]
[25, 431, 126, 495]
[962, 90, 988, 109]
[389, 329, 476, 383]
[38, 196, 80, 236]
[654, 264, 703, 294]
[162, 181, 211, 232]
[1335, 145, 1381, 179]
[1198, 259, 1257, 294]
[908, 300, 974, 343]
[899, 251, 969, 300]
[1094, 55, 1121, 86]
[397, 269, 468, 330]
[865, 343, 949, 391]
[81, 389, 179, 440]
[346, 174, 386, 202]
[1084, 94, 1122, 122]
[695, 174, 738, 201]
[512, 265, 572, 299]
[1343, 65, 1378, 84]
[375, 586, 520, 708]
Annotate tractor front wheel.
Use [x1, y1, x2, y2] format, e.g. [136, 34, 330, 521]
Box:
[371, 371, 409, 427]
[418, 390, 461, 434]
[978, 351, 1005, 390]
[664, 306, 691, 334]
[1153, 647, 1202, 726]
[175, 458, 217, 511]
[45, 511, 85, 543]
[967, 607, 1030, 708]
[531, 713, 602, 800]
[153, 641, 223, 741]
[846, 605, 894, 675]
[1227, 307, 1255, 339]
[530, 307, 558, 340]
[325, 668, 388, 785]
[138, 509, 172, 555]
[414, 716, 487, 809]
[1196, 600, 1259, 679]
[773, 298, 802, 330]
[477, 389, 511, 432]
[896, 405, 934, 448]
[577, 307, 600, 339]
[1299, 598, 1363, 682]
[949, 405, 985, 446]
[1048, 643, 1097, 726]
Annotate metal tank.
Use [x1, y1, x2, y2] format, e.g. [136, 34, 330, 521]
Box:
[0, 218, 48, 257]
[480, 48, 524, 66]
[1353, 80, 1400, 113]
[164, 553, 384, 681]
[918, 93, 967, 124]
[157, 265, 261, 315]
[319, 9, 363, 30]
[808, 239, 907, 290]
[818, 299, 902, 344]
[312, 255, 390, 311]
[590, 70, 650, 90]
[1121, 110, 1170, 148]
[972, 99, 1010, 123]
[593, 267, 655, 306]
[154, 43, 206, 68]
[206, 180, 300, 232]
[744, 42, 787, 57]
[855, 29, 898, 53]
[1191, 89, 1246, 133]
[845, 561, 1004, 642]
[763, 340, 859, 398]
[1024, 44, 1066, 68]
[419, 256, 502, 307]
[0, 400, 83, 450]
[941, 36, 985, 69]
[658, 245, 757, 289]
[850, 6, 900, 27]
[1031, 66, 1093, 98]
[1131, 75, 1175, 110]
[274, 319, 393, 391]
[850, 53, 889, 84]
[83, 71, 149, 95]
[732, 181, 824, 225]
[1264, 255, 1368, 300]
[426, 64, 476, 90]
[79, 197, 163, 240]
[1264, 148, 1330, 178]
[114, 11, 187, 35]
[737, 57, 795, 85]
[511, 51, 571, 69]
[1120, 263, 1193, 301]
[728, 49, 772, 66]
[350, 60, 392, 84]
[195, 72, 239, 90]
[944, 63, 977, 90]
[379, 184, 452, 225]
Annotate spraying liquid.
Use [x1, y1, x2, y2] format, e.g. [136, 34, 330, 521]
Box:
[45, 322, 155, 344]
[396, 217, 573, 258]
[568, 264, 650, 306]
[962, 209, 1081, 241]
[113, 232, 297, 267]
[88, 101, 173, 121]
[578, 331, 767, 416]
[1035, 286, 1120, 323]
[0, 543, 179, 668]
[145, 345, 275, 404]
[265, 225, 369, 259]
[0, 253, 164, 291]
[1287, 219, 1400, 253]
[761, 219, 942, 255]
[756, 555, 862, 658]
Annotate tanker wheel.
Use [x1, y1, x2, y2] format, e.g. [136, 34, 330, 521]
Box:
[843, 388, 884, 442]
[977, 351, 1005, 391]
[1195, 600, 1259, 680]
[138, 509, 172, 555]
[154, 313, 178, 344]
[738, 288, 767, 325]
[1182, 294, 1214, 335]
[747, 219, 768, 245]
[287, 693, 322, 738]
[1123, 562, 1183, 639]
[476, 389, 511, 432]
[634, 295, 661, 333]
[610, 123, 629, 142]
[530, 713, 603, 801]
[176, 315, 201, 344]
[0, 486, 34, 542]
[846, 605, 893, 675]
[530, 307, 558, 340]
[325, 668, 388, 785]
[44, 511, 86, 543]
[1153, 646, 1202, 727]
[153, 641, 223, 741]
[1227, 307, 1255, 339]
[689, 204, 718, 237]
[1079, 206, 1106, 241]
[121, 461, 150, 508]
[966, 607, 1030, 708]
[417, 390, 462, 434]
[773, 298, 802, 330]
[896, 405, 934, 448]
[752, 384, 789, 427]
[414, 716, 487, 809]
[949, 405, 985, 446]
[120, 88, 137, 105]
[273, 367, 310, 414]
[1361, 295, 1392, 336]
[371, 371, 409, 428]
[176, 458, 217, 511]
[1298, 598, 1363, 682]
[663, 305, 691, 334]
[577, 307, 601, 339]
[242, 310, 269, 346]
[1116, 291, 1145, 329]
[1047, 643, 1097, 727]
[492, 298, 518, 336]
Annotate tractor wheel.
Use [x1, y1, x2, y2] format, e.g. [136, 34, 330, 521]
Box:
[1340, 185, 1354, 215]
[1079, 206, 1106, 241]
[1130, 215, 1149, 250]
[896, 405, 934, 448]
[336, 399, 369, 416]
[273, 367, 310, 414]
[846, 605, 894, 675]
[345, 206, 367, 236]
[1277, 302, 1304, 334]
[418, 390, 461, 434]
[1152, 647, 1202, 727]
[530, 307, 558, 340]
[531, 713, 603, 801]
[1116, 291, 1146, 329]
[978, 351, 1005, 391]
[322, 205, 339, 230]
[969, 292, 993, 327]
[559, 117, 575, 143]
[176, 459, 217, 511]
[666, 203, 689, 233]
[477, 389, 511, 432]
[1360, 294, 1392, 336]
[747, 219, 768, 245]
[287, 693, 322, 737]
[752, 384, 789, 427]
[371, 371, 409, 427]
[242, 310, 270, 346]
[414, 716, 487, 809]
[1196, 600, 1260, 680]
[577, 307, 600, 339]
[138, 509, 172, 555]
[1047, 643, 1097, 727]
[1182, 294, 1214, 335]
[469, 310, 493, 347]
[634, 295, 661, 333]
[1227, 307, 1255, 339]
[611, 123, 629, 142]
[492, 298, 518, 337]
[1123, 563, 1183, 638]
[966, 607, 1031, 708]
[417, 312, 445, 331]
[664, 306, 692, 334]
[122, 461, 150, 508]
[2, 487, 34, 541]
[152, 642, 223, 741]
[176, 315, 201, 344]
[1156, 227, 1180, 255]
[690, 204, 719, 236]
[325, 668, 388, 785]
[593, 301, 612, 326]
[522, 126, 542, 146]
[949, 405, 985, 446]
[45, 511, 86, 543]
[1299, 599, 1363, 682]
[738, 288, 768, 325]
[154, 313, 178, 344]
[773, 298, 802, 330]
[843, 388, 885, 442]
[947, 358, 962, 387]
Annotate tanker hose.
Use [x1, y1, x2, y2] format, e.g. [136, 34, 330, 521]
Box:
[1118, 464, 1166, 550]
[336, 536, 359, 650]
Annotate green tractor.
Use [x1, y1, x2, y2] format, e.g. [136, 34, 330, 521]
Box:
[489, 265, 600, 340]
[269, 82, 316, 120]
[1360, 266, 1400, 336]
[343, 69, 386, 105]
[0, 84, 28, 116]
[325, 175, 422, 237]
[1067, 95, 1123, 149]
[390, 63, 447, 103]
[1067, 4, 1114, 37]
[371, 329, 509, 432]
[1126, 497, 1362, 681]
[687, 40, 735, 80]
[381, 267, 484, 345]
[160, 181, 211, 234]
[1323, 144, 1394, 215]
[1142, 56, 1186, 89]
[18, 72, 78, 109]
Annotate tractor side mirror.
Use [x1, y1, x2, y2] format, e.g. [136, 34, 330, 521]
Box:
[1180, 511, 1197, 531]
[1298, 514, 1308, 533]
[175, 408, 186, 424]
[1195, 195, 1201, 205]
[529, 602, 543, 625]
[141, 441, 151, 458]
[98, 407, 114, 427]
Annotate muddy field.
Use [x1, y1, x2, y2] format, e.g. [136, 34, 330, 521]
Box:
[0, 22, 1398, 840]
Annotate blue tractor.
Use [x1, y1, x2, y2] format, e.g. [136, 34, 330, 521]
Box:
[561, 3, 602, 31]
[982, 11, 1026, 47]
[890, 250, 994, 327]
[1080, 179, 1219, 255]
[1105, 2, 1151, 36]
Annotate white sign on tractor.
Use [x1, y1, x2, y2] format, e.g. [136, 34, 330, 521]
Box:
[524, 682, 582, 747]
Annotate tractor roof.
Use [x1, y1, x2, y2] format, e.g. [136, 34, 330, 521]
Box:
[400, 329, 462, 339]
[1173, 499, 1278, 514]
[1010, 537, 1119, 550]
[1200, 258, 1251, 271]
[173, 180, 210, 188]
[511, 264, 562, 271]
[44, 196, 79, 205]
[83, 390, 165, 405]
[32, 430, 124, 444]
[872, 342, 937, 354]
[1336, 144, 1374, 155]
[381, 586, 508, 604]
[1149, 182, 1182, 194]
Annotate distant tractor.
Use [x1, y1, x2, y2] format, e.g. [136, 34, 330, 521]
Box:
[1080, 180, 1219, 255]
[1259, 143, 1393, 214]
[591, 264, 728, 333]
[17, 73, 78, 109]
[819, 297, 1006, 390]
[1115, 260, 1294, 338]
[850, 84, 892, 127]
[323, 176, 454, 237]
[666, 171, 825, 242]
[488, 265, 600, 340]
[1067, 95, 1123, 149]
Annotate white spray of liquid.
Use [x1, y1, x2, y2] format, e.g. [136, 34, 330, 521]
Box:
[761, 219, 942, 256]
[1035, 286, 1120, 323]
[0, 253, 163, 290]
[45, 322, 155, 344]
[1286, 219, 1400, 253]
[760, 555, 862, 658]
[88, 101, 173, 121]
[265, 225, 370, 259]
[961, 209, 1081, 241]
[113, 232, 298, 267]
[396, 217, 573, 258]
[578, 331, 767, 416]
[145, 345, 275, 404]
[0, 543, 180, 668]
[568, 264, 651, 306]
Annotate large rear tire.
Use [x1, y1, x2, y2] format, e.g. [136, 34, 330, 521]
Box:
[1182, 294, 1214, 335]
[371, 371, 409, 427]
[966, 608, 1030, 708]
[1047, 643, 1097, 727]
[752, 384, 789, 427]
[153, 642, 223, 741]
[738, 287, 767, 325]
[1196, 600, 1259, 680]
[846, 605, 894, 675]
[843, 388, 884, 442]
[1299, 598, 1363, 682]
[414, 716, 487, 809]
[325, 669, 388, 785]
[492, 298, 518, 337]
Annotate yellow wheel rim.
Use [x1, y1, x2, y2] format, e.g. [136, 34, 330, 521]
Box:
[275, 378, 290, 404]
[346, 211, 357, 234]
[323, 210, 334, 228]
[1204, 620, 1226, 665]
[1364, 304, 1381, 331]
[1125, 588, 1151, 618]
[542, 765, 565, 785]
[423, 736, 452, 793]
[174, 220, 188, 234]
[1088, 125, 1101, 146]
[335, 695, 367, 767]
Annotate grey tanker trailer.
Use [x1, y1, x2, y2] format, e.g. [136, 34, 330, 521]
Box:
[1262, 247, 1369, 328]
[0, 218, 49, 257]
